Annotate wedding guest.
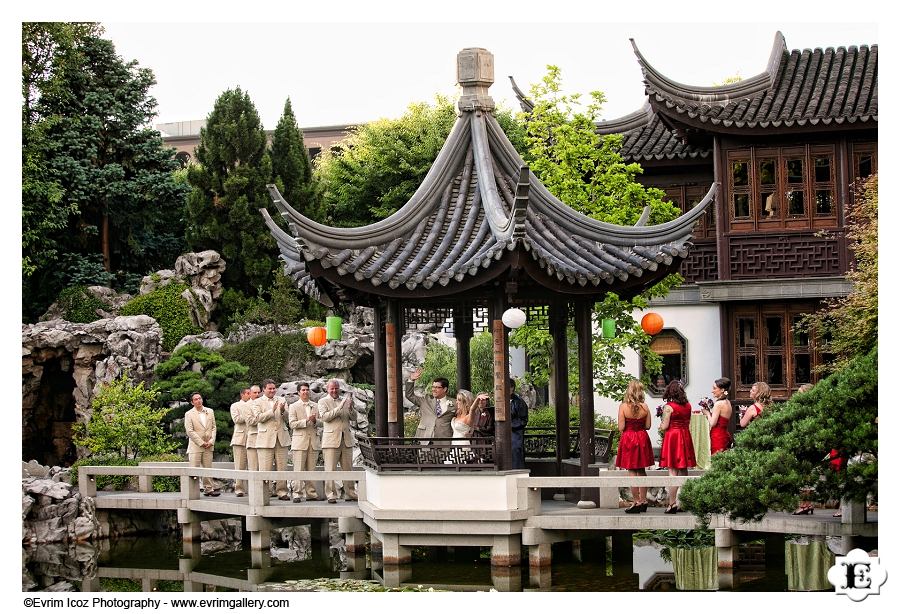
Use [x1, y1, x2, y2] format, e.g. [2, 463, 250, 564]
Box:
[615, 380, 654, 513]
[739, 381, 772, 428]
[658, 380, 696, 513]
[702, 377, 733, 454]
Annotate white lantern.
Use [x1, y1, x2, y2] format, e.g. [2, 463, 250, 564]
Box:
[501, 307, 527, 329]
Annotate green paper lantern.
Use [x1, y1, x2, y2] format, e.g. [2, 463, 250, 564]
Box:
[326, 316, 343, 341]
[602, 318, 616, 339]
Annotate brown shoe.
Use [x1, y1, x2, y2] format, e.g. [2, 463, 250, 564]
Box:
[278, 494, 290, 501]
[235, 492, 245, 497]
[327, 498, 337, 504]
[210, 491, 220, 497]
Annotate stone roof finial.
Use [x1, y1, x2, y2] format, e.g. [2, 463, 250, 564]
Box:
[457, 48, 495, 113]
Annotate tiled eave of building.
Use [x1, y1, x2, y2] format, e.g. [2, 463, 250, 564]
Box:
[632, 32, 878, 136]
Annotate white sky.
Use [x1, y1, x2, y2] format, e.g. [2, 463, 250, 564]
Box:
[100, 21, 880, 130]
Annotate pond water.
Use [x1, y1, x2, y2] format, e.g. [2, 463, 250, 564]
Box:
[24, 529, 860, 592]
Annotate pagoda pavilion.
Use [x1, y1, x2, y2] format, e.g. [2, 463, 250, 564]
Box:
[261, 48, 713, 474]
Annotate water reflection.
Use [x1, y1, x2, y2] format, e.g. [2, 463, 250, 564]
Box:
[23, 532, 843, 592]
[785, 538, 835, 592]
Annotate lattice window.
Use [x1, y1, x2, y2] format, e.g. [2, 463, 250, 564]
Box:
[663, 185, 716, 240]
[726, 145, 838, 231]
[732, 304, 824, 398]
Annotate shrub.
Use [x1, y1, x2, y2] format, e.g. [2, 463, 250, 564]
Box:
[525, 405, 620, 457]
[220, 332, 312, 384]
[70, 455, 139, 490]
[55, 285, 110, 323]
[154, 344, 249, 411]
[142, 452, 184, 492]
[73, 373, 177, 460]
[120, 282, 201, 351]
[417, 332, 495, 396]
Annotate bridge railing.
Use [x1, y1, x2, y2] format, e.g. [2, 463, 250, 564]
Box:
[517, 470, 705, 511]
[77, 463, 366, 505]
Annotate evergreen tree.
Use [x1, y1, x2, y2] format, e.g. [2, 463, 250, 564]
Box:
[185, 87, 278, 296]
[271, 98, 320, 220]
[22, 23, 188, 319]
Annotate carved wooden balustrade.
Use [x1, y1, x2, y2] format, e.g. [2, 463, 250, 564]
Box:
[357, 435, 495, 471]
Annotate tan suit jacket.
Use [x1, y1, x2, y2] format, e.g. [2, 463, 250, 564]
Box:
[242, 399, 259, 448]
[230, 400, 247, 446]
[288, 399, 322, 451]
[185, 406, 216, 454]
[253, 395, 291, 448]
[405, 380, 455, 441]
[318, 395, 356, 449]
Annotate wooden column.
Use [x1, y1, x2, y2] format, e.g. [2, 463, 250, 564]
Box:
[575, 300, 596, 507]
[454, 307, 473, 392]
[386, 299, 404, 438]
[492, 293, 512, 471]
[373, 303, 388, 436]
[549, 302, 570, 470]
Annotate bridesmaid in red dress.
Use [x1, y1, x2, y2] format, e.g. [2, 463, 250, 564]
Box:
[739, 381, 771, 428]
[702, 377, 733, 454]
[615, 380, 654, 513]
[658, 380, 696, 514]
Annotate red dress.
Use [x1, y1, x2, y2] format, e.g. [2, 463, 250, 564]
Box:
[709, 418, 732, 455]
[659, 402, 697, 469]
[615, 416, 654, 469]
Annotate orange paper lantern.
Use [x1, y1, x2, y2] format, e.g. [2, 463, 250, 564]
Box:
[641, 312, 664, 336]
[307, 326, 327, 347]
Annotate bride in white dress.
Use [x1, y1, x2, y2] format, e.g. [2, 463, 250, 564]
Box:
[452, 389, 475, 446]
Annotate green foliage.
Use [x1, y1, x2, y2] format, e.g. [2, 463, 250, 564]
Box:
[522, 66, 680, 226]
[120, 282, 201, 351]
[516, 66, 685, 402]
[799, 174, 877, 373]
[22, 23, 188, 320]
[404, 414, 421, 438]
[316, 95, 525, 226]
[154, 343, 249, 410]
[417, 332, 496, 396]
[142, 452, 183, 492]
[73, 374, 176, 460]
[185, 87, 279, 296]
[220, 332, 312, 385]
[271, 98, 322, 220]
[469, 332, 495, 395]
[99, 578, 141, 591]
[419, 341, 458, 393]
[679, 349, 877, 521]
[70, 454, 138, 490]
[55, 285, 110, 323]
[224, 269, 314, 333]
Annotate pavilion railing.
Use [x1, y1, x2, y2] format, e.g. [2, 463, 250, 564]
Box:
[523, 428, 615, 464]
[357, 435, 495, 471]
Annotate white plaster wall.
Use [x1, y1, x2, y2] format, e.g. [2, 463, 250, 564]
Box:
[365, 470, 520, 510]
[593, 303, 722, 436]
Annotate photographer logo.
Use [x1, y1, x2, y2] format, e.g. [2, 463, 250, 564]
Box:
[827, 548, 887, 601]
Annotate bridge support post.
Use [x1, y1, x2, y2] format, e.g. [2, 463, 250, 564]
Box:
[491, 534, 522, 567]
[380, 564, 412, 588]
[529, 543, 552, 568]
[715, 528, 736, 566]
[380, 533, 411, 565]
[490, 565, 522, 592]
[177, 508, 200, 544]
[611, 532, 633, 567]
[338, 517, 368, 555]
[245, 515, 271, 550]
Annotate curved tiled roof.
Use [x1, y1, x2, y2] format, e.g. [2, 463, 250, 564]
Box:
[633, 32, 878, 131]
[509, 77, 709, 162]
[595, 105, 710, 161]
[263, 53, 714, 307]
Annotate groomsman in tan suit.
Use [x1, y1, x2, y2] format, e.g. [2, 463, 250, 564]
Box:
[288, 382, 321, 502]
[230, 388, 251, 496]
[318, 379, 357, 503]
[244, 385, 261, 477]
[184, 392, 219, 496]
[253, 379, 291, 500]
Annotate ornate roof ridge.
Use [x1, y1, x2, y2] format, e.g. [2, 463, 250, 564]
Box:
[630, 32, 784, 103]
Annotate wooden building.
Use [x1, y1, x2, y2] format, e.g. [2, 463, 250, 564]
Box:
[581, 32, 876, 409]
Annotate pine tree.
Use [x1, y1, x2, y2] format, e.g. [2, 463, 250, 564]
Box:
[271, 98, 320, 220]
[22, 23, 188, 319]
[185, 87, 279, 296]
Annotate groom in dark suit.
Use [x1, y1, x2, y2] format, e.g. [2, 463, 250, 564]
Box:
[405, 369, 455, 443]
